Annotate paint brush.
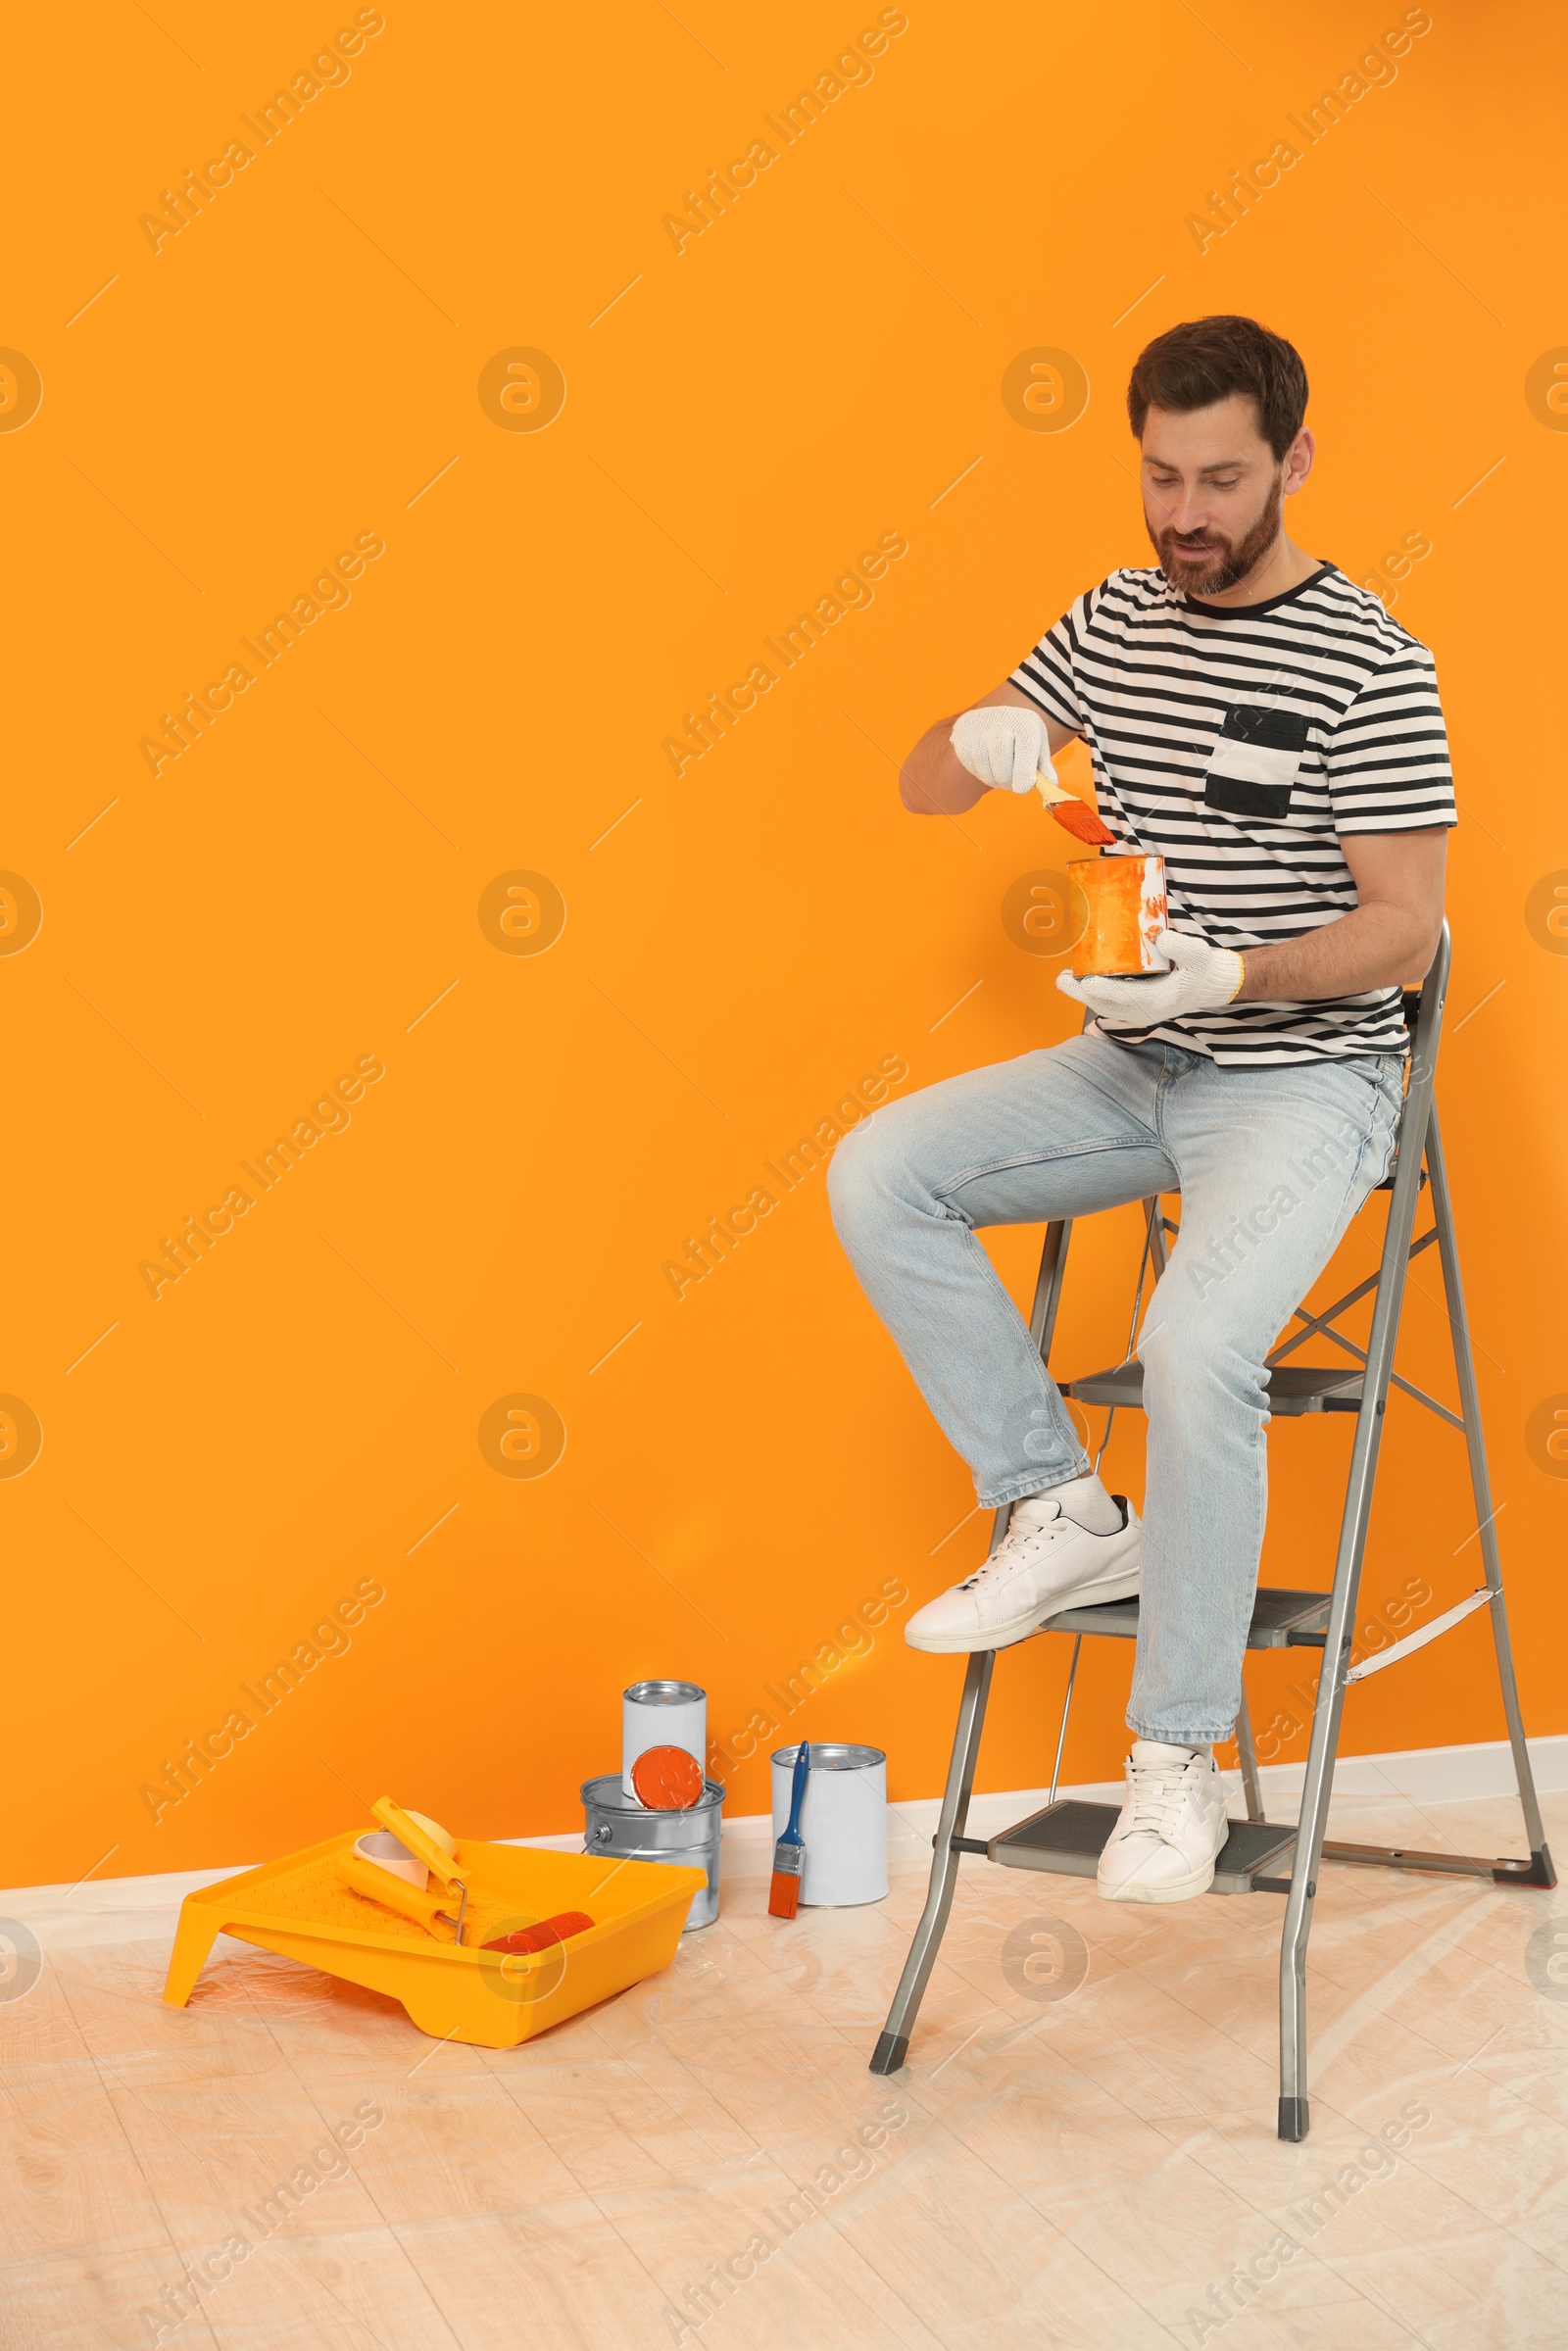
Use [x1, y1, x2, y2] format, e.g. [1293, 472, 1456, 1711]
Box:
[768, 1740, 810, 1919]
[1037, 767, 1115, 847]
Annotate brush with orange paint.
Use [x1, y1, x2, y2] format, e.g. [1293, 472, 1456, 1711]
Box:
[1037, 766, 1115, 848]
[767, 1740, 810, 1919]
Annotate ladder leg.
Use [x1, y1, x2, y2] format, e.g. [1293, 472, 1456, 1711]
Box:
[1027, 1217, 1074, 1360]
[1234, 1681, 1266, 1824]
[1146, 1192, 1173, 1280]
[1278, 942, 1446, 2140]
[1048, 1636, 1083, 1806]
[1424, 1106, 1554, 1884]
[871, 1215, 1075, 2076]
[870, 1648, 995, 2075]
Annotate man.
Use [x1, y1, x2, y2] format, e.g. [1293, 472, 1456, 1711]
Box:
[828, 315, 1452, 1903]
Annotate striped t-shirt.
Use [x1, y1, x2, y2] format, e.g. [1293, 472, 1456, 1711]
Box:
[1010, 563, 1456, 1064]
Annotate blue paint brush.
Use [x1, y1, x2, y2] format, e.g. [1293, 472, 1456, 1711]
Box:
[768, 1741, 810, 1919]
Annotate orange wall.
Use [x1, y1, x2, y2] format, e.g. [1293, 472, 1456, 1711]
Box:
[6, 1, 1565, 1886]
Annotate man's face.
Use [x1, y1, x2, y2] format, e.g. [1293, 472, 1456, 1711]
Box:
[1139, 395, 1302, 596]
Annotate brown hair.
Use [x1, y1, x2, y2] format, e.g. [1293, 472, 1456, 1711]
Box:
[1127, 315, 1308, 460]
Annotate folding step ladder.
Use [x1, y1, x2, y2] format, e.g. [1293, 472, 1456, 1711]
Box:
[869, 923, 1553, 2140]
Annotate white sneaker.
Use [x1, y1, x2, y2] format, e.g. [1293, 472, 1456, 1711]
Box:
[1097, 1739, 1231, 1903]
[905, 1477, 1140, 1655]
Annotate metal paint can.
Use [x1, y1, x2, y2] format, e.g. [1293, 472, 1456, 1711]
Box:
[1068, 853, 1168, 978]
[622, 1679, 707, 1800]
[581, 1773, 722, 1931]
[769, 1743, 888, 1907]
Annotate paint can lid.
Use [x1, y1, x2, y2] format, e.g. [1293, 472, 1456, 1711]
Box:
[770, 1743, 886, 1772]
[624, 1680, 707, 1706]
[631, 1745, 707, 1809]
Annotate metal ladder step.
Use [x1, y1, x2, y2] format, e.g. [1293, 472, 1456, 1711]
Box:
[988, 1798, 1298, 1894]
[1062, 1361, 1364, 1414]
[1039, 1584, 1330, 1648]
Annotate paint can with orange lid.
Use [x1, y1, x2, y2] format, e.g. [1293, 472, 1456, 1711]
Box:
[581, 1774, 723, 1930]
[622, 1679, 707, 1799]
[1068, 854, 1169, 979]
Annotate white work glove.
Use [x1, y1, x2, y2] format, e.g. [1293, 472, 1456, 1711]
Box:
[1056, 929, 1245, 1020]
[950, 705, 1056, 793]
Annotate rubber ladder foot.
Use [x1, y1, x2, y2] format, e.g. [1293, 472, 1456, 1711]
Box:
[1495, 1844, 1557, 1889]
[1277, 2095, 1310, 2142]
[869, 2030, 908, 2077]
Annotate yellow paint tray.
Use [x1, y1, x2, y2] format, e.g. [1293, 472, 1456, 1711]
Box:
[164, 1828, 707, 2049]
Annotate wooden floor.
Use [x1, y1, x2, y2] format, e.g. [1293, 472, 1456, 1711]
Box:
[5, 1782, 1567, 2349]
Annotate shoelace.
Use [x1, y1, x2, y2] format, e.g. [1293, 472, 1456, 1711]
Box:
[956, 1509, 1067, 1591]
[1123, 1757, 1200, 1842]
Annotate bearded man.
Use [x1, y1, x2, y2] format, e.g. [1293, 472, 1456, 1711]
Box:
[828, 314, 1452, 1903]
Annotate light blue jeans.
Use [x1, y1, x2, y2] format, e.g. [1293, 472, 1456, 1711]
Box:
[827, 1033, 1405, 1742]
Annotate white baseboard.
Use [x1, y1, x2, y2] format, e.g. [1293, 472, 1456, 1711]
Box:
[516, 1732, 1568, 1852]
[876, 1732, 1568, 1842]
[8, 1736, 1561, 1909]
[1223, 1731, 1568, 1806]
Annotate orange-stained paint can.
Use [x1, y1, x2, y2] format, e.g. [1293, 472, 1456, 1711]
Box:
[1068, 854, 1168, 979]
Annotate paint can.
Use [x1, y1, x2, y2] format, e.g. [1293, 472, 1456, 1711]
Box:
[1068, 853, 1168, 978]
[622, 1680, 707, 1799]
[769, 1743, 887, 1907]
[581, 1774, 722, 1931]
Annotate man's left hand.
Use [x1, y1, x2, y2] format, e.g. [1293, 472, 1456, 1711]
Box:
[1056, 929, 1245, 1021]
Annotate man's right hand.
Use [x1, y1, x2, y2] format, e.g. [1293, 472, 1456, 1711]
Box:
[950, 705, 1057, 794]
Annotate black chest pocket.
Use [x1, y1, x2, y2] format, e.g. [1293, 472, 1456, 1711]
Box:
[1203, 706, 1310, 819]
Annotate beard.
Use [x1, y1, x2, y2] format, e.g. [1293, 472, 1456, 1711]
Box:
[1147, 479, 1284, 597]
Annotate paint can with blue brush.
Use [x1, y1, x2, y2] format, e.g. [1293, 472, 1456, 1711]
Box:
[769, 1743, 888, 1906]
